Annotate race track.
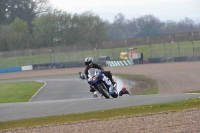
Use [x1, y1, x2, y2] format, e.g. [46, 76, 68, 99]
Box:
[0, 62, 200, 121]
[1, 62, 200, 93]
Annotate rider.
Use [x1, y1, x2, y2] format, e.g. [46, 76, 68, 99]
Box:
[84, 57, 116, 97]
[119, 85, 130, 96]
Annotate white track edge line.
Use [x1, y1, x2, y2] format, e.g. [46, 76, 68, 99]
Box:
[29, 80, 46, 102]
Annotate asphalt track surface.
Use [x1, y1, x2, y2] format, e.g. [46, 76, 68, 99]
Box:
[0, 75, 124, 121]
[0, 75, 125, 101]
[0, 75, 200, 122]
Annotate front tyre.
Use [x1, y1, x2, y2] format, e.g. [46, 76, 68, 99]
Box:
[98, 83, 110, 99]
[111, 88, 118, 98]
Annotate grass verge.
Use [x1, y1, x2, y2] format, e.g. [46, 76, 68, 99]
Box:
[0, 81, 44, 103]
[114, 74, 158, 95]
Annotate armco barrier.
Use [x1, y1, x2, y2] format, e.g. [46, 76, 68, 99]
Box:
[32, 62, 85, 70]
[0, 61, 106, 73]
[32, 61, 107, 70]
[22, 65, 33, 71]
[0, 66, 22, 73]
[0, 65, 33, 73]
[106, 60, 134, 67]
[174, 56, 187, 62]
[148, 58, 162, 63]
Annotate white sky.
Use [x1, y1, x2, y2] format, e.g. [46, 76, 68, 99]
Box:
[50, 0, 200, 23]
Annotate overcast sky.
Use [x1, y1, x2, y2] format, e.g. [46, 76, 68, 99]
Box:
[50, 0, 200, 23]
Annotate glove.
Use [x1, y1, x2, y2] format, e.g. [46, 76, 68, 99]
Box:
[88, 78, 92, 84]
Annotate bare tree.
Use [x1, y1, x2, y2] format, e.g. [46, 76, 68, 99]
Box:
[126, 18, 138, 38]
[108, 13, 128, 40]
[178, 18, 195, 32]
[135, 14, 164, 37]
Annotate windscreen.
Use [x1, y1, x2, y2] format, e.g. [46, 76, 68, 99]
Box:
[88, 68, 98, 78]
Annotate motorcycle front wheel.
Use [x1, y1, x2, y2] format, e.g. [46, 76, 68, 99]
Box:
[111, 88, 118, 98]
[98, 83, 110, 99]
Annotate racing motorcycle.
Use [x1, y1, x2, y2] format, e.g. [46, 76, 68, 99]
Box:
[88, 68, 118, 99]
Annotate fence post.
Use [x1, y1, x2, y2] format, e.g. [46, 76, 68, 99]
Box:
[191, 41, 194, 57]
[149, 44, 152, 58]
[67, 49, 70, 62]
[96, 43, 99, 60]
[163, 43, 166, 58]
[97, 49, 98, 61]
[170, 42, 172, 58]
[94, 48, 96, 61]
[112, 47, 114, 60]
[125, 39, 129, 59]
[82, 49, 84, 62]
[177, 42, 180, 57]
[49, 50, 51, 63]
[53, 50, 55, 63]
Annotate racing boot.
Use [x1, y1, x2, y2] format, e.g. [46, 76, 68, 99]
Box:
[112, 81, 116, 87]
[92, 91, 98, 98]
[110, 79, 116, 87]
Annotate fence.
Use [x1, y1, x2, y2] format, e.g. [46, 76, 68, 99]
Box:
[1, 31, 200, 57]
[149, 41, 200, 60]
[0, 32, 200, 68]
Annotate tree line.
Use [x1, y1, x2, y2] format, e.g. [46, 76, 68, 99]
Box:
[0, 0, 200, 52]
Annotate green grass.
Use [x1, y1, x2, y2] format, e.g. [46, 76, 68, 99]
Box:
[1, 40, 200, 68]
[0, 81, 44, 103]
[0, 98, 199, 130]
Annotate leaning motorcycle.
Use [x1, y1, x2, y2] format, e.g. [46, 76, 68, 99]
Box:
[88, 68, 118, 99]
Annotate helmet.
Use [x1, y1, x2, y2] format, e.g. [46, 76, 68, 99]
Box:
[122, 86, 126, 91]
[85, 57, 93, 67]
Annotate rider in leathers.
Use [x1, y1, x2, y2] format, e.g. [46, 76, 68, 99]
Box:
[84, 57, 116, 95]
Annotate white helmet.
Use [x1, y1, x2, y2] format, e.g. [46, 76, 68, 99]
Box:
[84, 57, 93, 66]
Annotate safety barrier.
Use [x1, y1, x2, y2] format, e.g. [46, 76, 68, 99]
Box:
[32, 61, 106, 70]
[0, 60, 133, 73]
[148, 58, 162, 63]
[0, 61, 107, 73]
[0, 65, 33, 73]
[106, 60, 134, 67]
[174, 56, 187, 62]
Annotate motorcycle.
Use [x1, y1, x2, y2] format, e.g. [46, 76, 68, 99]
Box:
[88, 68, 118, 99]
